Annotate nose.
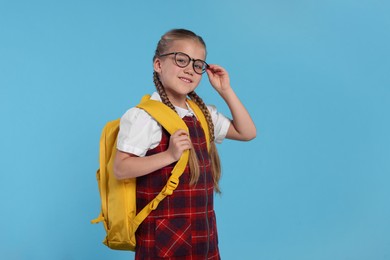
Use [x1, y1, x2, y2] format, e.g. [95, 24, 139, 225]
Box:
[183, 63, 194, 75]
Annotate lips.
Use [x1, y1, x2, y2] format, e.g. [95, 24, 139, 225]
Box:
[179, 77, 193, 83]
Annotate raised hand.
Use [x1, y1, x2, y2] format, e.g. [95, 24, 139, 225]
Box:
[206, 64, 256, 142]
[206, 64, 231, 93]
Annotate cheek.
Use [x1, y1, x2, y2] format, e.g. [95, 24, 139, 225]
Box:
[194, 75, 202, 85]
[160, 66, 177, 82]
[166, 66, 182, 78]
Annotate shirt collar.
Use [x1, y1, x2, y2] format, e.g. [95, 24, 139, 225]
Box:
[150, 92, 195, 119]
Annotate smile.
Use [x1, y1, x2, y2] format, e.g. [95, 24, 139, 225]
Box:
[179, 77, 192, 83]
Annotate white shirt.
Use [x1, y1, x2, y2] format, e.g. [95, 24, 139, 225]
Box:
[117, 92, 231, 157]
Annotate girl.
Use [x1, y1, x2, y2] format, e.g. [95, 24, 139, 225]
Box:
[114, 29, 256, 260]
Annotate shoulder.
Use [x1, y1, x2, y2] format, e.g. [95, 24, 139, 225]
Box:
[120, 106, 157, 126]
[119, 105, 165, 140]
[206, 104, 227, 122]
[117, 106, 162, 156]
[206, 104, 218, 114]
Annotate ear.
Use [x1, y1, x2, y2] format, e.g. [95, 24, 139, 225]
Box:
[154, 58, 162, 73]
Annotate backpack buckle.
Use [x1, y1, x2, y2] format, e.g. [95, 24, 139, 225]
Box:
[163, 176, 179, 196]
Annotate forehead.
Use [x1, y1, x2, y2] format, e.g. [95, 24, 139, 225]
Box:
[167, 39, 206, 60]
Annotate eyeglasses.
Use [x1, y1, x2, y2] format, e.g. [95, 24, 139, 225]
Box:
[158, 52, 209, 75]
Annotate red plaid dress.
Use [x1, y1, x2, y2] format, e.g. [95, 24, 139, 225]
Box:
[135, 115, 220, 260]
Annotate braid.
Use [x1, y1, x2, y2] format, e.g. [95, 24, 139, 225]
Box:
[188, 91, 215, 141]
[188, 91, 222, 193]
[153, 71, 201, 187]
[153, 72, 176, 111]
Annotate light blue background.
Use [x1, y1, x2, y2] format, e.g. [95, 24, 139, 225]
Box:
[1, 1, 389, 259]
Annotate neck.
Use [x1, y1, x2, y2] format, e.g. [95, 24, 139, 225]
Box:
[166, 92, 188, 109]
[170, 99, 187, 109]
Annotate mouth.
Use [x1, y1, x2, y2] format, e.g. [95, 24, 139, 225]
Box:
[179, 77, 193, 83]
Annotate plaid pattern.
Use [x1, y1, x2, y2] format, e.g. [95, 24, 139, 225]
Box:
[135, 116, 220, 260]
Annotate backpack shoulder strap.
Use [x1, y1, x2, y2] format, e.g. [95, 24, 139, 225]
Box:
[130, 95, 190, 233]
[137, 95, 189, 135]
[138, 94, 210, 149]
[136, 95, 190, 189]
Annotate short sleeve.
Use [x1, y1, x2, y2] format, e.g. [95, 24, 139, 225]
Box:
[207, 105, 231, 144]
[117, 107, 162, 157]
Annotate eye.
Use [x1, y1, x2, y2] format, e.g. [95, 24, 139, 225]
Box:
[194, 61, 205, 71]
[176, 58, 187, 65]
[175, 53, 190, 67]
[194, 64, 202, 70]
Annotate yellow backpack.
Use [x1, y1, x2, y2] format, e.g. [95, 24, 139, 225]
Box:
[91, 95, 210, 251]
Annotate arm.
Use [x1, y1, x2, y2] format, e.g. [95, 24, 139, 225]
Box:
[206, 64, 257, 141]
[113, 129, 191, 180]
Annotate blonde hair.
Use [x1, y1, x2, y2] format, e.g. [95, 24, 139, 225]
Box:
[153, 29, 221, 193]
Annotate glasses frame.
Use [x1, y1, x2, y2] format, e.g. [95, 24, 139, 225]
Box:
[158, 52, 209, 75]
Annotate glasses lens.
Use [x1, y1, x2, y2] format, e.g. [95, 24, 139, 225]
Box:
[175, 53, 190, 68]
[193, 60, 207, 74]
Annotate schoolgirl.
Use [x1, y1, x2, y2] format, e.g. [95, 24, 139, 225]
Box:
[114, 29, 256, 259]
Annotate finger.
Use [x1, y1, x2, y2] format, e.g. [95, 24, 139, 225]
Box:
[206, 68, 213, 79]
[175, 136, 191, 146]
[207, 64, 219, 69]
[173, 140, 190, 149]
[171, 136, 191, 148]
[179, 142, 192, 151]
[172, 133, 190, 141]
[206, 65, 217, 74]
[172, 129, 188, 138]
[207, 64, 224, 72]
